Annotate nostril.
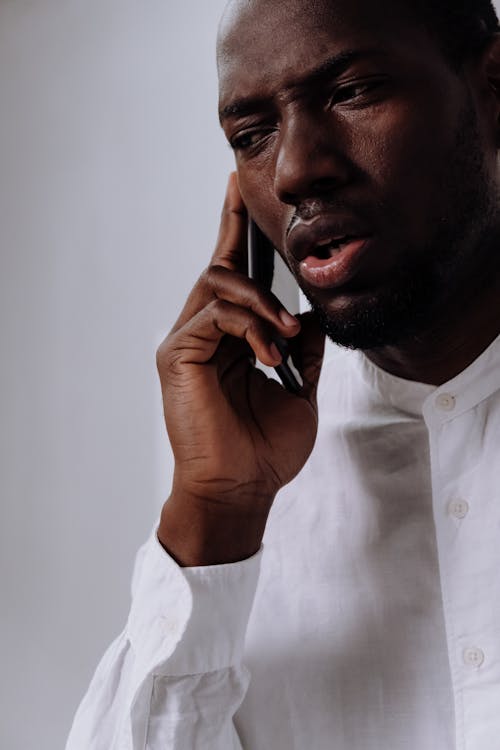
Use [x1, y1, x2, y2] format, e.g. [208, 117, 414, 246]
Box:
[275, 175, 342, 206]
[311, 176, 339, 194]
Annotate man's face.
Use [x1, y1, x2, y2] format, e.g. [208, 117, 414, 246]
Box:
[217, 0, 500, 349]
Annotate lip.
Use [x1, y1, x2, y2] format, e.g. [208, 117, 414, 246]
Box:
[286, 213, 372, 289]
[286, 213, 371, 261]
[299, 237, 372, 289]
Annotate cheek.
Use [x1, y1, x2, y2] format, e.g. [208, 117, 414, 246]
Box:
[356, 103, 442, 182]
[354, 103, 460, 229]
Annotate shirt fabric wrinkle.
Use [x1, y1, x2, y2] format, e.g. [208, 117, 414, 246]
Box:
[67, 334, 500, 750]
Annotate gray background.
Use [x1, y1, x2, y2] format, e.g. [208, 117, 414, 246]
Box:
[1, 2, 499, 749]
[0, 2, 230, 748]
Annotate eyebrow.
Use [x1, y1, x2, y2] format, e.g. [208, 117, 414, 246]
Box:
[219, 48, 385, 123]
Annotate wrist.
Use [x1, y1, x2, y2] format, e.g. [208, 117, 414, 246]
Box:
[158, 490, 272, 567]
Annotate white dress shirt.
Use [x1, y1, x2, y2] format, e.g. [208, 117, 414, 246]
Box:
[66, 335, 500, 750]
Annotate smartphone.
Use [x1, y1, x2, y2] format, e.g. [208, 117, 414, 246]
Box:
[248, 220, 303, 393]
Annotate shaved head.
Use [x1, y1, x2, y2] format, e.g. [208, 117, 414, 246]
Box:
[218, 0, 499, 69]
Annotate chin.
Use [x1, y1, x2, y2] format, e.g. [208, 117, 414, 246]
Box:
[304, 280, 437, 351]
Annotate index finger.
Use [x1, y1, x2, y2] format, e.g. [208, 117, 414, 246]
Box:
[211, 172, 248, 274]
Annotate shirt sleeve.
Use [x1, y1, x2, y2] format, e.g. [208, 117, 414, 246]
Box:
[65, 531, 262, 750]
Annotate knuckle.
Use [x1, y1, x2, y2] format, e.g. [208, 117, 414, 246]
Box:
[204, 264, 227, 291]
[208, 298, 229, 317]
[209, 263, 226, 275]
[156, 335, 186, 379]
[198, 266, 212, 289]
[156, 337, 174, 372]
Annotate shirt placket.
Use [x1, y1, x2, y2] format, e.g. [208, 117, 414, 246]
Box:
[425, 390, 500, 750]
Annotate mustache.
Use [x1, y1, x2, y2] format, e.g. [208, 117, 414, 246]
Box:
[286, 198, 377, 237]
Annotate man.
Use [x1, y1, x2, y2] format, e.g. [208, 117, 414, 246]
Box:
[67, 0, 500, 748]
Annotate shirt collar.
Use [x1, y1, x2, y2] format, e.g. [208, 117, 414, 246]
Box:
[354, 332, 500, 421]
[422, 332, 500, 425]
[356, 351, 435, 418]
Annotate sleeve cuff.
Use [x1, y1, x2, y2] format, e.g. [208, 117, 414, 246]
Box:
[127, 530, 262, 677]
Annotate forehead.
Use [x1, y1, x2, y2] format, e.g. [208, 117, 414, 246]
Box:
[217, 0, 432, 107]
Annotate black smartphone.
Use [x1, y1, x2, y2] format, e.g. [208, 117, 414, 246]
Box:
[248, 220, 303, 393]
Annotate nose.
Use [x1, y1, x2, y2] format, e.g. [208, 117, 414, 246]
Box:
[273, 110, 353, 205]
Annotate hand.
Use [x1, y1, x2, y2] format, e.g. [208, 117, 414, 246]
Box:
[156, 174, 325, 565]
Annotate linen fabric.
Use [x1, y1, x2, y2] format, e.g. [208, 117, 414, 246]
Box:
[66, 336, 500, 750]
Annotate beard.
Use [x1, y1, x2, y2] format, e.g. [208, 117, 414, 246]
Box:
[302, 101, 500, 351]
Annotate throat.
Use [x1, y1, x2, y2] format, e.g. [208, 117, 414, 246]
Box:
[365, 272, 500, 385]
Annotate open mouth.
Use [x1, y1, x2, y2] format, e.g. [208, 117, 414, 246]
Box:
[314, 235, 359, 258]
[299, 236, 372, 289]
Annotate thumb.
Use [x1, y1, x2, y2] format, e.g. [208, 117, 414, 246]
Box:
[294, 310, 325, 401]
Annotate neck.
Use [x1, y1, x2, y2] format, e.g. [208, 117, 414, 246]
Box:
[365, 268, 500, 386]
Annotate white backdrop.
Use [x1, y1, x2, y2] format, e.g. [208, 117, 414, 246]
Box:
[0, 2, 231, 748]
[2, 2, 500, 749]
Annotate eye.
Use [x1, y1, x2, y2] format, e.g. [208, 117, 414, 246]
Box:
[229, 128, 275, 153]
[329, 77, 386, 107]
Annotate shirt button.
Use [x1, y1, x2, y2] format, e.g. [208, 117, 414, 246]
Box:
[448, 499, 469, 520]
[435, 392, 456, 412]
[463, 647, 485, 668]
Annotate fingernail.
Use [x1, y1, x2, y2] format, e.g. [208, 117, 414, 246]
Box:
[270, 342, 282, 363]
[279, 309, 299, 328]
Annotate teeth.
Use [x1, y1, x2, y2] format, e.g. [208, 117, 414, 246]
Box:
[314, 235, 354, 258]
[317, 235, 349, 247]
